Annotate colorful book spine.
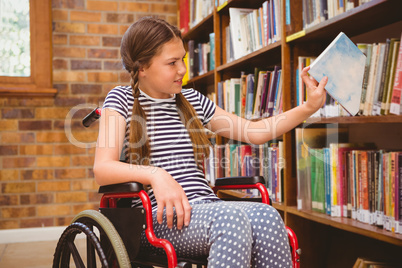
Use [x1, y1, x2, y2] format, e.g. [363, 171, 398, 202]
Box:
[389, 33, 402, 115]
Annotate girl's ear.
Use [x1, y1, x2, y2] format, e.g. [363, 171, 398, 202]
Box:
[138, 67, 146, 77]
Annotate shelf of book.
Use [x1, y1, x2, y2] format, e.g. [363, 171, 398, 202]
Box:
[216, 41, 282, 73]
[287, 206, 402, 246]
[286, 0, 402, 43]
[179, 0, 402, 266]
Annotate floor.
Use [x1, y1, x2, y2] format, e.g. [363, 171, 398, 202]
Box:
[0, 239, 188, 268]
[0, 240, 58, 268]
[0, 239, 86, 268]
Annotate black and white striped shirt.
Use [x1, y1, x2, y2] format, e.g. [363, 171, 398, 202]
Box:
[103, 86, 219, 209]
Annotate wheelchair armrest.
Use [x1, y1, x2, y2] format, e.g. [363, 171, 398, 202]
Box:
[213, 176, 271, 205]
[214, 176, 265, 186]
[98, 182, 144, 194]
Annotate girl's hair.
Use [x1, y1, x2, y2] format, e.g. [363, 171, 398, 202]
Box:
[120, 17, 211, 167]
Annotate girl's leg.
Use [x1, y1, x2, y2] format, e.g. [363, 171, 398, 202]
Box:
[227, 201, 293, 268]
[140, 200, 253, 268]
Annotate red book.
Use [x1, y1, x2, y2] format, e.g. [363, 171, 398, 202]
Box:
[239, 145, 252, 176]
[179, 0, 189, 35]
[389, 33, 402, 115]
[360, 151, 370, 223]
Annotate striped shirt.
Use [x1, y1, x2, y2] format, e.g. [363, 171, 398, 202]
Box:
[103, 86, 219, 210]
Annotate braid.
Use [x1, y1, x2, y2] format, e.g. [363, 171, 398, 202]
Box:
[176, 93, 211, 167]
[129, 67, 150, 165]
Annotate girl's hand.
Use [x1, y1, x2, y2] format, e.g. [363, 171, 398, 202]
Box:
[151, 169, 192, 230]
[301, 66, 327, 113]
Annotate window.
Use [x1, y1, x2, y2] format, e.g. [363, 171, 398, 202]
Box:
[0, 0, 30, 77]
[0, 0, 56, 97]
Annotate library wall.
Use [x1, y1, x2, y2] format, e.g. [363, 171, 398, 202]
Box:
[0, 0, 177, 230]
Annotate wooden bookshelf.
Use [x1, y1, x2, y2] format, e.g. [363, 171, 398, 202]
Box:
[305, 115, 402, 124]
[287, 206, 402, 247]
[178, 0, 402, 266]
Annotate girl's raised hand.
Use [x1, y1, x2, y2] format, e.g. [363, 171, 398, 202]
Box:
[151, 169, 192, 230]
[300, 66, 328, 113]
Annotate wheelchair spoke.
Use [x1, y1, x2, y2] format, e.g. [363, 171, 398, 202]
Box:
[87, 231, 97, 268]
[67, 240, 85, 268]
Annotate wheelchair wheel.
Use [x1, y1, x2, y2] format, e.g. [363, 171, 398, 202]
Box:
[53, 210, 131, 268]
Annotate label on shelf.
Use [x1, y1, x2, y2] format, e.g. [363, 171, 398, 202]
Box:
[217, 1, 228, 12]
[286, 30, 306, 43]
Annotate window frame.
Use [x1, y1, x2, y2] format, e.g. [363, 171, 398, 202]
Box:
[0, 0, 56, 97]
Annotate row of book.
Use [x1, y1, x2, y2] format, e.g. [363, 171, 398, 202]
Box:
[227, 1, 281, 61]
[296, 128, 402, 233]
[185, 34, 215, 82]
[358, 37, 402, 116]
[179, 0, 214, 34]
[210, 66, 283, 120]
[301, 0, 375, 30]
[204, 141, 284, 203]
[295, 33, 402, 117]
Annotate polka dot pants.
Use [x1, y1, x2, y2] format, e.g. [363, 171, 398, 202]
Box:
[140, 200, 292, 268]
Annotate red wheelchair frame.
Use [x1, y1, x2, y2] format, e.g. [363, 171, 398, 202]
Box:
[98, 176, 300, 268]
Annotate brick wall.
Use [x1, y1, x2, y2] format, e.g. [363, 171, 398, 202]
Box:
[0, 0, 177, 230]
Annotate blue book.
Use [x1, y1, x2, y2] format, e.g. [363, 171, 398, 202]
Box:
[245, 74, 255, 119]
[209, 32, 215, 71]
[308, 32, 366, 115]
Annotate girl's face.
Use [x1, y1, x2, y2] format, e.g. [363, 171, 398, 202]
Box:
[138, 37, 187, 99]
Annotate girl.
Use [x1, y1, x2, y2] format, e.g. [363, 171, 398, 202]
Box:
[94, 17, 327, 268]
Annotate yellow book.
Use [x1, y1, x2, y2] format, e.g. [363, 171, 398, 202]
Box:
[182, 52, 189, 86]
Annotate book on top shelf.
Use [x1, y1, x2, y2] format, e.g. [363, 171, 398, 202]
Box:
[179, 0, 190, 34]
[308, 32, 366, 116]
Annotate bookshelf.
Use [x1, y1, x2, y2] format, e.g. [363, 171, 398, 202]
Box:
[178, 0, 402, 266]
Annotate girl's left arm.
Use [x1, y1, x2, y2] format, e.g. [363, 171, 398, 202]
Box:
[206, 67, 327, 144]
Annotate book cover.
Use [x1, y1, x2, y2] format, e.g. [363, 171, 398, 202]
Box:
[382, 39, 400, 115]
[229, 7, 254, 60]
[381, 38, 399, 115]
[267, 66, 281, 117]
[389, 34, 402, 115]
[179, 0, 189, 34]
[374, 39, 392, 116]
[357, 43, 372, 115]
[371, 43, 387, 115]
[271, 145, 278, 202]
[375, 150, 384, 226]
[311, 148, 325, 213]
[397, 152, 402, 233]
[245, 73, 255, 119]
[273, 69, 283, 115]
[308, 32, 366, 116]
[240, 72, 247, 118]
[260, 71, 271, 115]
[188, 40, 195, 79]
[363, 43, 379, 115]
[252, 70, 267, 118]
[232, 78, 241, 116]
[209, 32, 215, 71]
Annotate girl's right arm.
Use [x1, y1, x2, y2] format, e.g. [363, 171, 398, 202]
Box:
[93, 108, 191, 230]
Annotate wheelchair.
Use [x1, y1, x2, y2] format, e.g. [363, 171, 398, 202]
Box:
[52, 108, 301, 268]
